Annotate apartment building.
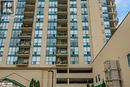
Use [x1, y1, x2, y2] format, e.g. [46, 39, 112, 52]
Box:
[0, 0, 118, 87]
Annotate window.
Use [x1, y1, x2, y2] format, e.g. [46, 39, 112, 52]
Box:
[100, 0, 112, 40]
[7, 0, 26, 64]
[70, 0, 79, 64]
[127, 54, 130, 66]
[45, 0, 57, 64]
[0, 11, 10, 64]
[32, 0, 45, 64]
[81, 0, 91, 64]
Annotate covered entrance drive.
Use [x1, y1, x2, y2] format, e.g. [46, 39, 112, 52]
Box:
[0, 78, 26, 87]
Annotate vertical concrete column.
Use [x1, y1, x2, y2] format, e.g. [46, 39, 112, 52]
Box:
[40, 0, 49, 65]
[87, 0, 106, 59]
[29, 0, 38, 66]
[77, 0, 84, 64]
[43, 70, 49, 87]
[48, 70, 55, 87]
[67, 0, 71, 64]
[2, 15, 14, 65]
[53, 70, 56, 87]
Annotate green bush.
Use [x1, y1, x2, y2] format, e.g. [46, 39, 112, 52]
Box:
[29, 78, 34, 87]
[87, 83, 90, 87]
[29, 78, 40, 87]
[91, 84, 94, 87]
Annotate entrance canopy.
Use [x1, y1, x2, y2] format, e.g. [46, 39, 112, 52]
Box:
[0, 78, 26, 87]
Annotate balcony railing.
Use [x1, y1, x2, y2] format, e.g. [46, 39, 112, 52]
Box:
[57, 27, 67, 31]
[56, 60, 68, 65]
[26, 0, 35, 5]
[19, 42, 31, 48]
[57, 34, 67, 37]
[23, 18, 33, 23]
[17, 50, 30, 57]
[56, 0, 68, 67]
[58, 24, 67, 27]
[15, 60, 29, 66]
[56, 51, 68, 56]
[58, 0, 67, 5]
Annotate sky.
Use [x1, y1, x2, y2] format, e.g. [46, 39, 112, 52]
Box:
[115, 0, 130, 23]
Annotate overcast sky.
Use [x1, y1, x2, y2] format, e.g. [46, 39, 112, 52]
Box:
[115, 0, 130, 23]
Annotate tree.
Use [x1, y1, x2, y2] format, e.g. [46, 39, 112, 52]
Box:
[29, 78, 40, 87]
[102, 80, 106, 87]
[34, 80, 37, 87]
[29, 78, 35, 87]
[36, 81, 40, 87]
[91, 84, 94, 87]
[87, 83, 90, 87]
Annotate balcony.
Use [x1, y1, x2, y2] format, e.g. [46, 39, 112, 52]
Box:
[58, 0, 67, 5]
[58, 24, 67, 28]
[106, 0, 115, 3]
[24, 11, 34, 16]
[56, 57, 68, 66]
[56, 51, 68, 56]
[57, 27, 67, 32]
[57, 11, 67, 16]
[57, 19, 68, 24]
[26, 0, 35, 5]
[15, 60, 29, 66]
[107, 3, 116, 8]
[25, 5, 35, 12]
[58, 6, 67, 12]
[17, 50, 30, 57]
[58, 4, 67, 7]
[22, 25, 32, 32]
[23, 18, 33, 24]
[58, 15, 67, 19]
[109, 11, 117, 16]
[56, 41, 67, 47]
[109, 18, 118, 24]
[19, 42, 31, 48]
[57, 33, 68, 39]
[19, 33, 32, 39]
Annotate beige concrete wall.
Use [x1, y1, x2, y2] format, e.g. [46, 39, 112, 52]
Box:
[92, 12, 130, 87]
[88, 0, 106, 59]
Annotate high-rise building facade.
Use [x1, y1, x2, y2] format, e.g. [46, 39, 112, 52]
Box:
[0, 0, 118, 87]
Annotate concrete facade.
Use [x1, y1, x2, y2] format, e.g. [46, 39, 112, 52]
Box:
[0, 0, 126, 87]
